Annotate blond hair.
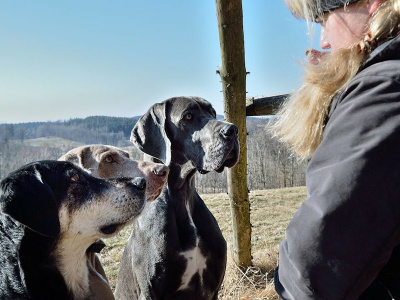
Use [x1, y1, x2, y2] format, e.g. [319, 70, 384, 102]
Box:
[270, 0, 400, 159]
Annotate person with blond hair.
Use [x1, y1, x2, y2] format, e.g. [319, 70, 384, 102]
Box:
[272, 0, 400, 298]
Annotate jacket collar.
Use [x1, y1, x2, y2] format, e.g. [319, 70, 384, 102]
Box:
[361, 34, 400, 70]
[327, 34, 400, 119]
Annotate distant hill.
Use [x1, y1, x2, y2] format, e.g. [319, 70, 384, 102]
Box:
[66, 116, 140, 141]
[0, 116, 141, 147]
[0, 115, 306, 192]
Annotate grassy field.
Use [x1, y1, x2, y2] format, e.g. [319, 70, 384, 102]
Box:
[23, 136, 83, 148]
[99, 186, 306, 299]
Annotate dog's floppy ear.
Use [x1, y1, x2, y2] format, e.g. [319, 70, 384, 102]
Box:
[131, 102, 171, 165]
[0, 164, 60, 238]
[59, 152, 79, 165]
[59, 147, 91, 170]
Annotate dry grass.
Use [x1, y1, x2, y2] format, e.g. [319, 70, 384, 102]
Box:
[99, 187, 306, 299]
[23, 137, 83, 148]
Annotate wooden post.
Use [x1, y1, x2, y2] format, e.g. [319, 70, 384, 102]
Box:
[216, 0, 252, 268]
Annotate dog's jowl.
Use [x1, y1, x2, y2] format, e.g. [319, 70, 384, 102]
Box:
[0, 160, 147, 300]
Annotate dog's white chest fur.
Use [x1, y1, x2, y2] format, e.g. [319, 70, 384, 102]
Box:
[55, 237, 90, 299]
[177, 204, 207, 291]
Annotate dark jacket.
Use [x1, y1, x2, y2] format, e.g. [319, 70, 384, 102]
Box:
[275, 34, 400, 300]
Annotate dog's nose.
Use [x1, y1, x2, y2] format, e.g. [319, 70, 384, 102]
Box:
[152, 165, 169, 178]
[131, 177, 146, 190]
[220, 124, 238, 139]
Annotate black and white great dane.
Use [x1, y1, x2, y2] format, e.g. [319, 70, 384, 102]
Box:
[115, 96, 240, 300]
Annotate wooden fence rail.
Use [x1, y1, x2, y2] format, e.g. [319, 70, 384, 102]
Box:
[246, 94, 288, 116]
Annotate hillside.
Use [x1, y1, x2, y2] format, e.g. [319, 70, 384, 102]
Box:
[23, 136, 83, 148]
[0, 115, 141, 147]
[0, 115, 306, 192]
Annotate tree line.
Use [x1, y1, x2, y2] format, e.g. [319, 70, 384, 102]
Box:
[0, 116, 140, 147]
[0, 116, 306, 192]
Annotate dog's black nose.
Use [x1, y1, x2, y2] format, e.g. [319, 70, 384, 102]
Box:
[220, 124, 238, 139]
[131, 177, 146, 190]
[152, 165, 169, 177]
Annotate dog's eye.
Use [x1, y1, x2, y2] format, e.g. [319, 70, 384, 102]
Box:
[184, 113, 193, 120]
[105, 155, 114, 163]
[71, 173, 80, 182]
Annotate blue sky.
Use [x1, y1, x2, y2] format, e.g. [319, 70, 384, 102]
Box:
[0, 1, 320, 123]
